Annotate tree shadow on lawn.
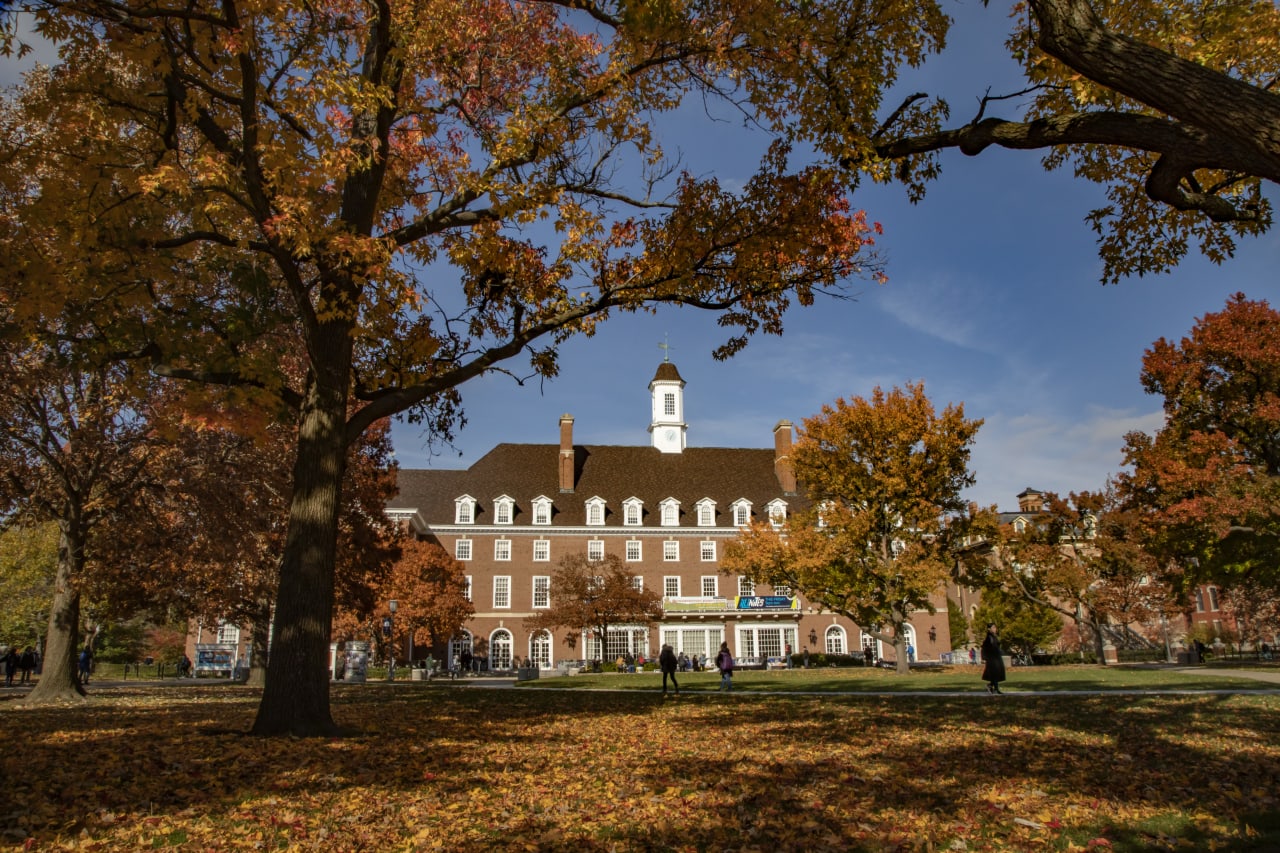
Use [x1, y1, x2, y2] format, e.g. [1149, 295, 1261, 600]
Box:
[3, 686, 1278, 850]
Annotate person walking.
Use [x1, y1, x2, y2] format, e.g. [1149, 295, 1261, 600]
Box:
[981, 623, 1006, 694]
[3, 646, 17, 687]
[659, 643, 679, 697]
[715, 642, 734, 692]
[18, 647, 36, 684]
[78, 645, 94, 686]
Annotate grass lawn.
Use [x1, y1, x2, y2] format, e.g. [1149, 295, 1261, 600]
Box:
[3, 668, 1278, 852]
[520, 662, 1277, 693]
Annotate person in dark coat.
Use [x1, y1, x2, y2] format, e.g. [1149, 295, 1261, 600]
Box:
[981, 623, 1006, 694]
[715, 642, 734, 691]
[658, 643, 679, 697]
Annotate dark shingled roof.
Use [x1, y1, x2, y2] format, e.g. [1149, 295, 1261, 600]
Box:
[391, 443, 803, 528]
[651, 361, 684, 384]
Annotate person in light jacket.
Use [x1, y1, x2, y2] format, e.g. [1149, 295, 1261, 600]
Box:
[981, 623, 1006, 694]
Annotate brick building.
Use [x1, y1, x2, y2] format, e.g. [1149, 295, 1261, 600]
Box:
[387, 358, 952, 670]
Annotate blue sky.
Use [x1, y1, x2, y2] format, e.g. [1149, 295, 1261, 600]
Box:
[389, 4, 1280, 510]
[6, 5, 1277, 511]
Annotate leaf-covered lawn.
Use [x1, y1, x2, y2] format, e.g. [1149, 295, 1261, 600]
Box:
[4, 681, 1279, 851]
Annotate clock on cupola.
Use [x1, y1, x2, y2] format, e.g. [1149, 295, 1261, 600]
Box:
[649, 342, 687, 454]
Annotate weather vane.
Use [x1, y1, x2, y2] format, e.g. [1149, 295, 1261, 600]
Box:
[658, 334, 674, 362]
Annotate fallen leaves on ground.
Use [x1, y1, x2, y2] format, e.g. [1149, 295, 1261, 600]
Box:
[3, 684, 1279, 851]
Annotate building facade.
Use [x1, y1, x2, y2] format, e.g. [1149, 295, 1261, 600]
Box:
[388, 359, 953, 670]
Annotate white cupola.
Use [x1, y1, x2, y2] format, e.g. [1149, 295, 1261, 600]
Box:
[648, 347, 687, 453]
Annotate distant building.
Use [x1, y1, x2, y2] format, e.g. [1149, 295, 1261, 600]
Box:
[388, 358, 952, 670]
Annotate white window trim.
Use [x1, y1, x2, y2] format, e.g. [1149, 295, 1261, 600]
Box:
[464, 575, 472, 602]
[766, 499, 788, 527]
[623, 497, 644, 527]
[586, 497, 607, 526]
[663, 540, 679, 561]
[696, 499, 716, 527]
[664, 576, 681, 597]
[660, 498, 680, 527]
[533, 576, 551, 609]
[493, 575, 511, 609]
[701, 575, 718, 598]
[587, 540, 605, 561]
[626, 540, 642, 561]
[700, 540, 717, 562]
[455, 495, 477, 525]
[455, 539, 473, 561]
[494, 495, 515, 525]
[732, 500, 752, 526]
[533, 540, 550, 562]
[532, 496, 553, 526]
[494, 539, 511, 561]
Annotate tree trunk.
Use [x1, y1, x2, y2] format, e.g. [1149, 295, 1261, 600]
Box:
[251, 327, 353, 737]
[1090, 617, 1108, 665]
[24, 525, 86, 704]
[245, 599, 272, 689]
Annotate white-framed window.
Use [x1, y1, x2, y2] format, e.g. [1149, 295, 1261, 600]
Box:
[1196, 588, 1205, 612]
[455, 539, 473, 561]
[533, 576, 551, 609]
[767, 499, 788, 527]
[623, 498, 643, 526]
[494, 539, 511, 561]
[631, 576, 644, 592]
[494, 496, 514, 525]
[700, 540, 716, 562]
[663, 541, 679, 561]
[493, 576, 511, 609]
[626, 540, 642, 561]
[774, 584, 792, 597]
[826, 626, 847, 655]
[455, 496, 476, 525]
[696, 500, 716, 527]
[532, 496, 552, 526]
[216, 623, 240, 645]
[530, 630, 552, 669]
[701, 576, 718, 597]
[738, 576, 754, 597]
[586, 497, 606, 526]
[664, 576, 681, 597]
[587, 540, 605, 561]
[664, 392, 676, 416]
[660, 498, 680, 527]
[1208, 586, 1219, 610]
[533, 540, 550, 562]
[732, 500, 752, 526]
[463, 575, 472, 602]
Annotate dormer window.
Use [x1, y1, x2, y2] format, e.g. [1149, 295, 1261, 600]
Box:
[732, 500, 752, 527]
[494, 495, 515, 525]
[623, 498, 644, 527]
[532, 496, 553, 526]
[696, 499, 716, 527]
[455, 496, 477, 525]
[585, 497, 606, 526]
[660, 498, 680, 527]
[766, 499, 788, 527]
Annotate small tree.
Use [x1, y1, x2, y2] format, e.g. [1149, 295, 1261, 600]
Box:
[972, 587, 1062, 661]
[524, 554, 663, 662]
[724, 382, 983, 674]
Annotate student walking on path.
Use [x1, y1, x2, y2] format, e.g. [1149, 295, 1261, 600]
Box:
[659, 644, 679, 697]
[981, 623, 1006, 694]
[715, 642, 734, 692]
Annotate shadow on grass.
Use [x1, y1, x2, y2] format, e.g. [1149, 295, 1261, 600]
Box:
[2, 684, 1278, 851]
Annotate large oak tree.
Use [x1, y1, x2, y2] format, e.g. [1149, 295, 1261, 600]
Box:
[0, 1, 906, 734]
[858, 0, 1280, 282]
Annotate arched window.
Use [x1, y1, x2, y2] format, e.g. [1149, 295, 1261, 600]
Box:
[824, 625, 847, 655]
[529, 631, 552, 669]
[660, 498, 680, 527]
[491, 629, 514, 670]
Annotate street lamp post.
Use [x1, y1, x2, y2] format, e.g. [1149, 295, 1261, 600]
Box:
[386, 599, 398, 681]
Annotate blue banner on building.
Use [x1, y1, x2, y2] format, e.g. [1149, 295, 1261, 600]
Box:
[734, 595, 799, 611]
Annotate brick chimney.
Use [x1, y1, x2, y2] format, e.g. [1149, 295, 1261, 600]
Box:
[559, 414, 575, 493]
[774, 420, 797, 495]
